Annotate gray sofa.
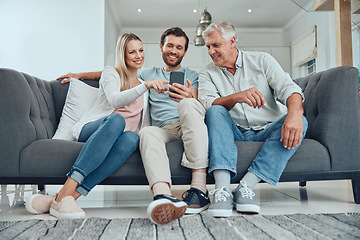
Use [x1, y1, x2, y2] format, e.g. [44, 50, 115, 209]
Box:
[0, 66, 359, 203]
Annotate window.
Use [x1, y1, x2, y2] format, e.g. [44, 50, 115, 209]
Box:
[306, 59, 316, 75]
[292, 26, 317, 67]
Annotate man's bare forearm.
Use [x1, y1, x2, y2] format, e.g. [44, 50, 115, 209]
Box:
[212, 94, 238, 110]
[57, 71, 102, 82]
[212, 87, 267, 110]
[286, 93, 303, 117]
[77, 71, 102, 80]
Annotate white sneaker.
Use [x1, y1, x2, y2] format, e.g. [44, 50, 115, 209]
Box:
[49, 195, 85, 219]
[25, 194, 55, 214]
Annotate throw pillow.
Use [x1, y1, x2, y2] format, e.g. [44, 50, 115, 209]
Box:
[52, 78, 98, 140]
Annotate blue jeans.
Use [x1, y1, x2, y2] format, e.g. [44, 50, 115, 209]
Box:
[205, 105, 308, 185]
[67, 113, 139, 196]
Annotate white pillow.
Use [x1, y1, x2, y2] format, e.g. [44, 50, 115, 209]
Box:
[52, 78, 99, 140]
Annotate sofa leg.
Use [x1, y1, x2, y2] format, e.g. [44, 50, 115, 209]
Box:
[38, 184, 45, 192]
[351, 173, 360, 204]
[299, 180, 306, 187]
[299, 187, 308, 201]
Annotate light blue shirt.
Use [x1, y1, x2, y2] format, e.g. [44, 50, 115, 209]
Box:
[199, 50, 304, 131]
[138, 67, 198, 127]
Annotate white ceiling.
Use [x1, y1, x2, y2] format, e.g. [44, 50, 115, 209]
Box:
[108, 0, 314, 29]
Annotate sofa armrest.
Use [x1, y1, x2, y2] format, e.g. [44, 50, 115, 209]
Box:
[0, 68, 57, 175]
[294, 66, 360, 171]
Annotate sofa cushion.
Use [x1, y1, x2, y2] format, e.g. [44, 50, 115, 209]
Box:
[19, 139, 185, 182]
[20, 139, 84, 176]
[230, 139, 331, 183]
[19, 137, 330, 186]
[52, 78, 98, 140]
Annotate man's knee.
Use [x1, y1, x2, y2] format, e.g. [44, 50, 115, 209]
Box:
[205, 105, 228, 123]
[139, 126, 156, 139]
[139, 126, 165, 145]
[178, 98, 198, 114]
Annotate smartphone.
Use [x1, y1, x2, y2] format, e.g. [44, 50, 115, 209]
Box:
[169, 71, 185, 95]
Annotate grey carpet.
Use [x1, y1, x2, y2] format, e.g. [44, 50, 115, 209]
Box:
[0, 212, 359, 240]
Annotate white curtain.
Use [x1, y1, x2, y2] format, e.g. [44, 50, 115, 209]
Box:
[292, 25, 317, 67]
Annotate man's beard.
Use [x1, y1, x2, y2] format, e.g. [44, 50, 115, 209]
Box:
[162, 53, 184, 68]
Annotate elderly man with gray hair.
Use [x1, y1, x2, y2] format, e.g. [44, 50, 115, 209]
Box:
[198, 21, 308, 217]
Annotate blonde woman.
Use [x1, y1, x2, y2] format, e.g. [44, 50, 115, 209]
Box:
[25, 33, 168, 219]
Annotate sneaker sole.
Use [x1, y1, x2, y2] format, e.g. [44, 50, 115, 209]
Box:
[50, 208, 85, 219]
[147, 199, 187, 225]
[208, 208, 232, 218]
[185, 203, 210, 214]
[25, 194, 52, 214]
[235, 203, 260, 214]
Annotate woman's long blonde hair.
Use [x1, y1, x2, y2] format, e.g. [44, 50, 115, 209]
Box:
[115, 33, 142, 91]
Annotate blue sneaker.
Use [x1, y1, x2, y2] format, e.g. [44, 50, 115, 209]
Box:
[147, 194, 187, 225]
[181, 188, 210, 214]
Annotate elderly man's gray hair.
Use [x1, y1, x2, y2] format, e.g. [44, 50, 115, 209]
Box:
[202, 21, 237, 42]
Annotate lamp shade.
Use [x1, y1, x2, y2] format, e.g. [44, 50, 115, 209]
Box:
[194, 8, 212, 46]
[199, 8, 212, 24]
[196, 24, 207, 36]
[195, 36, 205, 46]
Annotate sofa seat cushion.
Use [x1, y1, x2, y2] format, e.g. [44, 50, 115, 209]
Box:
[19, 139, 183, 182]
[102, 141, 188, 184]
[19, 138, 330, 184]
[283, 139, 331, 173]
[20, 139, 84, 176]
[232, 139, 330, 181]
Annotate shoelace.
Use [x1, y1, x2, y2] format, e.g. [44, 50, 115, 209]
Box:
[209, 187, 231, 202]
[238, 181, 255, 199]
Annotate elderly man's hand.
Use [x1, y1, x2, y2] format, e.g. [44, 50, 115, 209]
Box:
[280, 93, 304, 149]
[237, 87, 267, 108]
[281, 113, 304, 149]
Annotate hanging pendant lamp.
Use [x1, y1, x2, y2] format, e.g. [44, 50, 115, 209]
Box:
[194, 8, 212, 46]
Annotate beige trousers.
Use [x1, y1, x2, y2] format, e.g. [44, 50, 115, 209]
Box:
[139, 98, 209, 188]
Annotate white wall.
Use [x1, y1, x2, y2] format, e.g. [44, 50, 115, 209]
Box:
[236, 29, 287, 47]
[284, 11, 337, 79]
[284, 11, 360, 79]
[352, 27, 360, 71]
[120, 27, 213, 72]
[120, 27, 290, 73]
[0, 0, 105, 80]
[1, 2, 357, 81]
[105, 0, 121, 67]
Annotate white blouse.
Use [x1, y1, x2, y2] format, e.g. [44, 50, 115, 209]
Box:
[71, 66, 150, 141]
